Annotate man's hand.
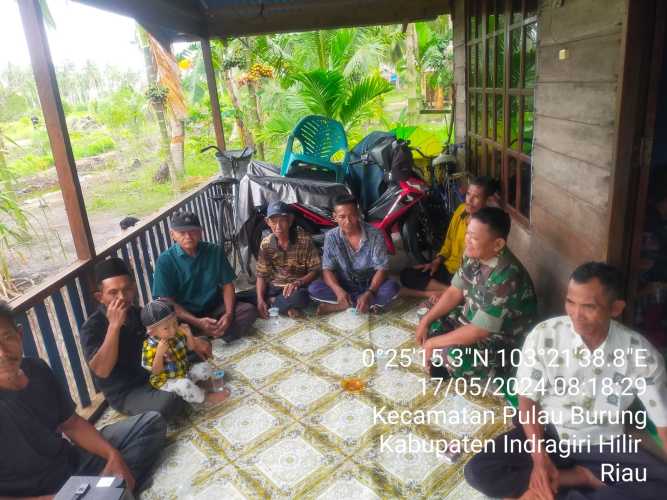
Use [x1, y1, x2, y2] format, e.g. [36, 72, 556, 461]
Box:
[283, 281, 300, 298]
[106, 297, 128, 329]
[334, 288, 352, 308]
[257, 300, 269, 320]
[528, 455, 558, 500]
[197, 317, 218, 336]
[356, 291, 373, 313]
[101, 450, 136, 492]
[215, 313, 233, 336]
[191, 336, 212, 360]
[415, 319, 430, 346]
[156, 338, 170, 357]
[415, 257, 442, 276]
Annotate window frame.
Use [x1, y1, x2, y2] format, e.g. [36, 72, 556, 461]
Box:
[465, 0, 537, 223]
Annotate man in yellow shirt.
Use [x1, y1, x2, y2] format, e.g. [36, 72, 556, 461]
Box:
[400, 176, 498, 299]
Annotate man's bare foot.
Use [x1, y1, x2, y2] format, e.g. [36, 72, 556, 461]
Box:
[205, 387, 231, 405]
[559, 465, 603, 490]
[287, 308, 303, 319]
[316, 302, 347, 316]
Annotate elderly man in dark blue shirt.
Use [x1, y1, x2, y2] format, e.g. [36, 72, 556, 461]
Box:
[308, 195, 400, 315]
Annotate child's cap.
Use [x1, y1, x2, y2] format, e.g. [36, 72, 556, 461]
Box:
[141, 299, 176, 329]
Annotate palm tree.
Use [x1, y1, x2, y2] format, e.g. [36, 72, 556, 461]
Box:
[259, 69, 393, 147]
[136, 26, 170, 163]
[146, 32, 187, 179]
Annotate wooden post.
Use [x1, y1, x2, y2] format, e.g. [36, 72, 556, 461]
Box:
[18, 0, 95, 262]
[201, 38, 226, 151]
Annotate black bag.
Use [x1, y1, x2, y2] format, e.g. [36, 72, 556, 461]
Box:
[389, 140, 416, 183]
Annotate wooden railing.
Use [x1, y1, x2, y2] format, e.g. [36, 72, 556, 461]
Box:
[10, 178, 225, 409]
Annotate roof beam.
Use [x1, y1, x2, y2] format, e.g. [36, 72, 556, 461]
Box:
[206, 0, 449, 38]
[75, 0, 207, 39]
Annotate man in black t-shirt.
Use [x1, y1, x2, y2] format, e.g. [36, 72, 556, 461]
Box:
[80, 258, 211, 420]
[0, 301, 166, 498]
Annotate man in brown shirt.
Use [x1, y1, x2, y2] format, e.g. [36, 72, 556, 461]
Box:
[253, 201, 321, 318]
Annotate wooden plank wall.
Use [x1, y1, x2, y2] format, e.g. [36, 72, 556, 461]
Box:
[453, 0, 627, 315]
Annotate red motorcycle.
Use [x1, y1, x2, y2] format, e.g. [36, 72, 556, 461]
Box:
[248, 138, 438, 263]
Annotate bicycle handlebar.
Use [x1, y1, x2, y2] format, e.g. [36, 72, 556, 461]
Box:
[200, 145, 253, 161]
[200, 145, 223, 155]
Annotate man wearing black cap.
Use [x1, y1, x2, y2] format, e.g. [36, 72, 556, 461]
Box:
[79, 257, 211, 420]
[152, 211, 257, 340]
[249, 201, 320, 318]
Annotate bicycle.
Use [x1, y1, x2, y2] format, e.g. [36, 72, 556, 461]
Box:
[411, 142, 468, 251]
[201, 146, 254, 272]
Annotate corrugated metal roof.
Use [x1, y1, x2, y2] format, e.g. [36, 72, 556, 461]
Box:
[74, 0, 450, 41]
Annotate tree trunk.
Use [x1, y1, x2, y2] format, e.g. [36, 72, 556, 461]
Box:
[405, 23, 422, 124]
[141, 42, 171, 157]
[247, 80, 264, 159]
[223, 69, 255, 149]
[405, 23, 421, 98]
[169, 117, 185, 179]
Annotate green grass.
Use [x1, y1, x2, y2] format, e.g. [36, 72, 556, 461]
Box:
[1, 118, 35, 142]
[9, 153, 54, 177]
[86, 135, 220, 216]
[86, 166, 175, 215]
[72, 134, 116, 159]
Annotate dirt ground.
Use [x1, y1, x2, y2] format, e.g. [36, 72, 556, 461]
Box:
[7, 170, 128, 292]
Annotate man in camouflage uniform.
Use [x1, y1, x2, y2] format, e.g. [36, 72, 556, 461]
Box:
[415, 207, 537, 378]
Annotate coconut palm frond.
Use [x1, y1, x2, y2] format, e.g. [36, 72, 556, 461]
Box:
[342, 38, 385, 79]
[328, 29, 357, 73]
[38, 0, 56, 29]
[338, 74, 393, 127]
[147, 33, 187, 119]
[293, 70, 345, 118]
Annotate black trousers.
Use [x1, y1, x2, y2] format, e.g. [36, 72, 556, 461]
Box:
[73, 412, 166, 492]
[400, 266, 452, 290]
[464, 422, 667, 500]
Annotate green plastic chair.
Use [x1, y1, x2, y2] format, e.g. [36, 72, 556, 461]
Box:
[280, 115, 349, 183]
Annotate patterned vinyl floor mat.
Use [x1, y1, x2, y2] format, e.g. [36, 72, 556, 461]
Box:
[95, 299, 507, 499]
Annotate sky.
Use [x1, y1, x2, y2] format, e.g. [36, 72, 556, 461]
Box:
[0, 0, 145, 71]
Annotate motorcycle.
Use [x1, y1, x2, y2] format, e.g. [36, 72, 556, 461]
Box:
[247, 137, 438, 264]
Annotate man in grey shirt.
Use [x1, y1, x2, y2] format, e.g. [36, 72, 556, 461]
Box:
[308, 195, 399, 315]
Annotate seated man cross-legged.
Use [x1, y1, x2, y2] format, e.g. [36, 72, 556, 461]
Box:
[152, 211, 257, 341]
[308, 195, 400, 315]
[80, 257, 212, 421]
[416, 206, 537, 378]
[400, 176, 498, 300]
[465, 262, 667, 500]
[252, 201, 320, 319]
[0, 301, 166, 498]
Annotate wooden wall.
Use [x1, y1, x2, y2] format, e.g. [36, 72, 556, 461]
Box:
[453, 0, 628, 315]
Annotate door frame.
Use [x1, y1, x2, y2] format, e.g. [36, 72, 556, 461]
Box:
[607, 0, 665, 321]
